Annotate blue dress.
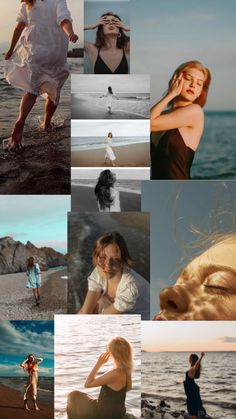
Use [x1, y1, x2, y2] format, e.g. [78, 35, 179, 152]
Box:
[26, 263, 41, 289]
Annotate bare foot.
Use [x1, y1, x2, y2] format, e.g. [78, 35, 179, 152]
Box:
[8, 123, 24, 151]
[24, 399, 30, 410]
[40, 122, 55, 132]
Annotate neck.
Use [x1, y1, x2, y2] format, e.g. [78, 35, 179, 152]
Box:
[173, 97, 192, 109]
[104, 35, 118, 50]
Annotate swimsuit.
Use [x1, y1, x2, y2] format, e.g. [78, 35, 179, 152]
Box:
[94, 49, 128, 74]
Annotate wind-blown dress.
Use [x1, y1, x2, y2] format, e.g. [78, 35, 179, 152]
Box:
[5, 0, 72, 105]
[105, 137, 116, 161]
[26, 263, 41, 289]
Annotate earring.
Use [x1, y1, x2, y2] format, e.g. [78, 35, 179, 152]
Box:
[117, 33, 121, 38]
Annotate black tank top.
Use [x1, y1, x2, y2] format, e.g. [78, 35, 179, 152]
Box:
[151, 128, 195, 180]
[97, 384, 126, 419]
[94, 49, 128, 74]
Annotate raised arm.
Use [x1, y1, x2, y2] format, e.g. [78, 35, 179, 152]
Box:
[192, 352, 205, 371]
[36, 357, 43, 365]
[78, 290, 101, 314]
[151, 103, 204, 132]
[5, 22, 27, 60]
[85, 353, 117, 388]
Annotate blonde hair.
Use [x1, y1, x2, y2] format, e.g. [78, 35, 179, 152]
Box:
[108, 337, 133, 372]
[168, 60, 211, 107]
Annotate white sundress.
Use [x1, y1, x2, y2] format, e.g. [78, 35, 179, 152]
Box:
[105, 137, 116, 161]
[5, 0, 72, 105]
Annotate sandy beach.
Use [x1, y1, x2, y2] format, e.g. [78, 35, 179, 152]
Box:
[72, 142, 150, 167]
[0, 268, 67, 320]
[0, 120, 70, 194]
[0, 384, 53, 419]
[71, 184, 141, 211]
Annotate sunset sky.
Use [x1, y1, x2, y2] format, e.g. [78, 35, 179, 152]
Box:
[142, 321, 236, 352]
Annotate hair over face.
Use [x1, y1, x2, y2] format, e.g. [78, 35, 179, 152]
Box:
[92, 231, 132, 267]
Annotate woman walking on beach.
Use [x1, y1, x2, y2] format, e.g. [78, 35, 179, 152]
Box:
[151, 61, 211, 179]
[67, 337, 133, 419]
[4, 0, 78, 150]
[26, 256, 41, 306]
[84, 12, 130, 74]
[79, 231, 150, 319]
[184, 352, 205, 419]
[20, 354, 43, 410]
[104, 132, 116, 166]
[95, 170, 121, 212]
[100, 86, 118, 114]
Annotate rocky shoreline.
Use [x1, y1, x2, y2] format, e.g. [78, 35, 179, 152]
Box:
[141, 398, 214, 419]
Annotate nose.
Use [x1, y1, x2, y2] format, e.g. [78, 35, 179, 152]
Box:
[160, 285, 190, 313]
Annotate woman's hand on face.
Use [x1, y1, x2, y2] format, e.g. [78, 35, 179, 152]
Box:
[168, 73, 184, 98]
[115, 20, 130, 32]
[97, 352, 110, 366]
[4, 50, 13, 60]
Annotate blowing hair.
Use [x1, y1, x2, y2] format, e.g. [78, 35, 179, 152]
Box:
[95, 170, 116, 210]
[168, 60, 211, 107]
[108, 337, 133, 390]
[95, 12, 130, 49]
[108, 86, 113, 94]
[190, 353, 201, 379]
[92, 231, 133, 267]
[27, 256, 35, 269]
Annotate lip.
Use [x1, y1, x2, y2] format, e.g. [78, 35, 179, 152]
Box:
[153, 313, 168, 321]
[186, 89, 195, 95]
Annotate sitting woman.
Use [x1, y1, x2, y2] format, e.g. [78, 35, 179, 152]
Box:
[79, 231, 150, 319]
[95, 169, 121, 212]
[84, 12, 130, 74]
[67, 337, 133, 419]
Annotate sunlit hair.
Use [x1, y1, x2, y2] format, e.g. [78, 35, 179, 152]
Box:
[107, 132, 113, 138]
[92, 231, 133, 267]
[168, 61, 211, 107]
[27, 256, 35, 269]
[189, 353, 201, 379]
[108, 86, 113, 94]
[94, 170, 116, 210]
[108, 336, 133, 371]
[95, 12, 130, 49]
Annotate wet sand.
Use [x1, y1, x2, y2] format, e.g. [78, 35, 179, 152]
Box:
[0, 384, 53, 419]
[71, 184, 141, 211]
[0, 120, 70, 194]
[71, 142, 150, 167]
[0, 268, 67, 320]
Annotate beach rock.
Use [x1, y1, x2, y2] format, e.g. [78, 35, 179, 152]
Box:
[0, 236, 66, 274]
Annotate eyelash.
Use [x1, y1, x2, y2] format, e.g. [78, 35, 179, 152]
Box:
[204, 284, 232, 295]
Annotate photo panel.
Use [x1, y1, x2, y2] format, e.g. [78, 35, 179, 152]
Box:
[0, 195, 70, 320]
[84, 0, 130, 74]
[67, 211, 150, 319]
[71, 74, 150, 119]
[55, 314, 141, 419]
[0, 320, 54, 417]
[142, 180, 236, 320]
[71, 119, 150, 167]
[141, 321, 236, 419]
[71, 167, 150, 212]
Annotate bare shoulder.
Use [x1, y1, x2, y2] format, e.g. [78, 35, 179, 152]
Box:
[187, 104, 204, 118]
[84, 41, 97, 52]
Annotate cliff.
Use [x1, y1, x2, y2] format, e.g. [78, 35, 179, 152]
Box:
[0, 236, 66, 274]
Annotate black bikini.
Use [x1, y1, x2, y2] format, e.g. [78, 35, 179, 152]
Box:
[96, 384, 126, 419]
[151, 128, 195, 180]
[94, 48, 128, 74]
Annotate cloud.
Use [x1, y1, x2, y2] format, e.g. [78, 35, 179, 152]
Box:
[219, 336, 236, 343]
[0, 322, 54, 359]
[0, 363, 53, 377]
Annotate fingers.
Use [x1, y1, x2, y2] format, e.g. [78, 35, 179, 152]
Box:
[70, 34, 79, 43]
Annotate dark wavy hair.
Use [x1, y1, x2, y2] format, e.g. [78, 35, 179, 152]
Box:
[190, 353, 201, 379]
[95, 170, 116, 210]
[95, 12, 130, 49]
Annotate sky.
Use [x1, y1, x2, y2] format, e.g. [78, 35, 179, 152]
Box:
[142, 321, 236, 352]
[71, 167, 150, 179]
[131, 0, 236, 110]
[71, 74, 150, 94]
[142, 181, 236, 317]
[0, 321, 54, 377]
[72, 119, 149, 137]
[0, 196, 70, 254]
[0, 0, 84, 47]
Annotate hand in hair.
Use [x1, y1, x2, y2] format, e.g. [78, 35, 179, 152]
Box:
[168, 72, 184, 98]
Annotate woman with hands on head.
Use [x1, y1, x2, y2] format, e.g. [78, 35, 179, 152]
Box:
[84, 12, 130, 74]
[184, 352, 206, 419]
[67, 337, 133, 419]
[20, 354, 43, 411]
[151, 61, 211, 179]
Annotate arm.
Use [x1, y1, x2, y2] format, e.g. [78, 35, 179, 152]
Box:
[79, 290, 101, 314]
[102, 304, 122, 314]
[5, 22, 27, 60]
[60, 20, 78, 43]
[36, 357, 43, 365]
[192, 352, 205, 372]
[151, 103, 204, 132]
[85, 353, 117, 388]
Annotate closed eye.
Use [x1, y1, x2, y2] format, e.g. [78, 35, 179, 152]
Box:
[204, 284, 235, 296]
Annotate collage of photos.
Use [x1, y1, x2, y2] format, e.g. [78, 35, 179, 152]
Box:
[0, 1, 236, 419]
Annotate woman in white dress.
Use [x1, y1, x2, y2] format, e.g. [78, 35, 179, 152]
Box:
[104, 132, 116, 166]
[79, 231, 150, 319]
[95, 169, 121, 212]
[4, 0, 78, 150]
[100, 86, 118, 114]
